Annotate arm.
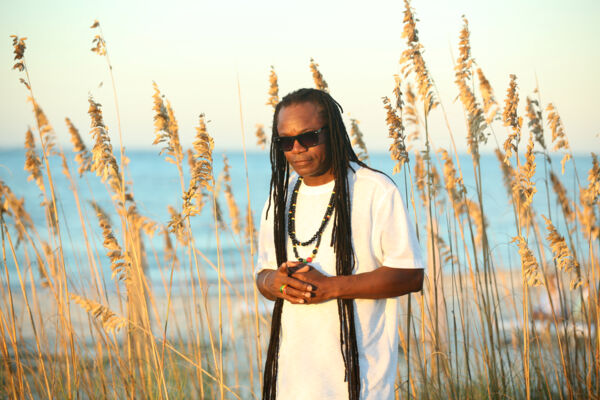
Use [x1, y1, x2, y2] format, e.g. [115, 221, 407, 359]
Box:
[292, 266, 423, 304]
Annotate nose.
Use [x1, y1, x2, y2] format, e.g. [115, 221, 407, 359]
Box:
[289, 137, 307, 153]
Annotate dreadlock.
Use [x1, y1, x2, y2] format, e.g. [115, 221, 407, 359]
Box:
[263, 88, 365, 399]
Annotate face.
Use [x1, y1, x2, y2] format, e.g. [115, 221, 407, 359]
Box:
[276, 102, 333, 186]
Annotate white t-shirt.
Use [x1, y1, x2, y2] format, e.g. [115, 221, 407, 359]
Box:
[257, 163, 424, 399]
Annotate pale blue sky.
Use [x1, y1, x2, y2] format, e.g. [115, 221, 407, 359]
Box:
[1, 0, 599, 153]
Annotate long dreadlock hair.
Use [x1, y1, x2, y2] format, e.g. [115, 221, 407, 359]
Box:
[263, 88, 366, 400]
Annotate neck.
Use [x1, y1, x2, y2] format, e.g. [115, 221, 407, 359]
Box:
[301, 171, 334, 186]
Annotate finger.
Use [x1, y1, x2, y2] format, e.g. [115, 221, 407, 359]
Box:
[277, 261, 302, 274]
[285, 276, 314, 292]
[288, 264, 310, 276]
[280, 286, 306, 304]
[283, 285, 312, 300]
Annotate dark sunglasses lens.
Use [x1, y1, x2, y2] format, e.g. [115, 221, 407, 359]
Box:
[278, 137, 295, 151]
[297, 131, 320, 148]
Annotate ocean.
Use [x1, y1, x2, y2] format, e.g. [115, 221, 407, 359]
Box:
[0, 148, 593, 288]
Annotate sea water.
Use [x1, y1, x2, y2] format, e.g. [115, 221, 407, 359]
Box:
[0, 148, 593, 289]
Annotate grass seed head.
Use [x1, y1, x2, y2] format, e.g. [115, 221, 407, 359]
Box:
[309, 58, 329, 92]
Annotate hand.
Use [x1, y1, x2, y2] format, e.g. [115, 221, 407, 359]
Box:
[257, 261, 315, 304]
[290, 266, 338, 304]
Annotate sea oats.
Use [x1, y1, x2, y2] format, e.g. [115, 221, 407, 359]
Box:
[41, 241, 58, 287]
[245, 206, 257, 248]
[10, 35, 27, 72]
[518, 134, 537, 210]
[404, 83, 420, 145]
[399, 0, 437, 115]
[383, 76, 409, 173]
[0, 180, 34, 244]
[65, 117, 92, 176]
[440, 149, 464, 214]
[476, 68, 498, 124]
[24, 128, 45, 193]
[266, 66, 279, 109]
[512, 235, 543, 287]
[70, 293, 126, 333]
[90, 20, 107, 56]
[349, 118, 369, 163]
[414, 152, 426, 203]
[309, 58, 329, 92]
[550, 171, 574, 223]
[88, 97, 123, 197]
[577, 154, 600, 240]
[255, 124, 267, 150]
[90, 200, 130, 282]
[222, 155, 241, 235]
[546, 103, 571, 174]
[167, 205, 187, 245]
[162, 227, 179, 269]
[502, 75, 522, 164]
[183, 114, 214, 218]
[542, 215, 582, 289]
[152, 82, 183, 166]
[587, 153, 600, 203]
[526, 97, 545, 150]
[454, 18, 487, 159]
[29, 98, 56, 155]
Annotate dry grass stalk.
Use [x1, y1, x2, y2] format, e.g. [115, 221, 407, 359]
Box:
[541, 215, 582, 289]
[70, 293, 126, 333]
[90, 201, 130, 282]
[549, 171, 574, 223]
[309, 58, 329, 92]
[255, 124, 267, 150]
[477, 68, 499, 124]
[162, 227, 179, 269]
[244, 206, 257, 248]
[546, 103, 572, 174]
[40, 241, 57, 287]
[399, 0, 437, 115]
[383, 76, 409, 172]
[90, 20, 106, 56]
[526, 97, 545, 150]
[266, 66, 279, 109]
[24, 128, 45, 193]
[0, 180, 34, 243]
[454, 17, 487, 159]
[167, 205, 187, 245]
[349, 118, 369, 163]
[404, 83, 420, 145]
[29, 98, 56, 155]
[183, 114, 214, 218]
[65, 118, 92, 176]
[502, 74, 522, 164]
[517, 134, 537, 211]
[152, 82, 183, 166]
[10, 35, 27, 72]
[414, 152, 426, 203]
[578, 154, 600, 240]
[440, 149, 464, 214]
[88, 97, 126, 202]
[512, 235, 543, 287]
[222, 155, 241, 235]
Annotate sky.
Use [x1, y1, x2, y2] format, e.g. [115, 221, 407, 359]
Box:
[1, 0, 599, 154]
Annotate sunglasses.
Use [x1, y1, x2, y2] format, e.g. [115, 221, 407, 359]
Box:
[274, 127, 328, 152]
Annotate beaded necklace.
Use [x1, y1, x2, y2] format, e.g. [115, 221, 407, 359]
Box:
[287, 176, 336, 263]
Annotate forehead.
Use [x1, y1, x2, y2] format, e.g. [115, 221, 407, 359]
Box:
[277, 102, 325, 133]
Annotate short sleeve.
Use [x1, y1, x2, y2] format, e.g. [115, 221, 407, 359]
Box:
[255, 200, 277, 278]
[375, 186, 424, 270]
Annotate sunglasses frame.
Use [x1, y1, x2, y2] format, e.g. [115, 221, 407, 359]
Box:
[274, 127, 328, 152]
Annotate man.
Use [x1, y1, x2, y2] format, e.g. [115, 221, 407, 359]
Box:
[255, 88, 424, 400]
